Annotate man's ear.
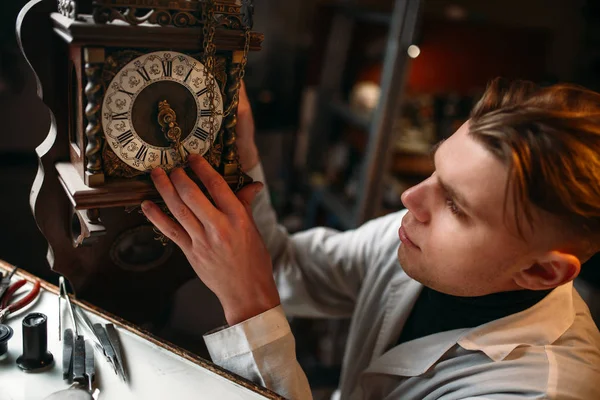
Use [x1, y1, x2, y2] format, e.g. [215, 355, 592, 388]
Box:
[513, 251, 581, 290]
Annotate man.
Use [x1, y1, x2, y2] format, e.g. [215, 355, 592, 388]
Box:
[141, 78, 600, 399]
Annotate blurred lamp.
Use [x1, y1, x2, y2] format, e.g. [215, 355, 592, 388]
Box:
[407, 45, 420, 58]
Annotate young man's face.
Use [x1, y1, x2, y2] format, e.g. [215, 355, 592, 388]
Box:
[398, 121, 557, 296]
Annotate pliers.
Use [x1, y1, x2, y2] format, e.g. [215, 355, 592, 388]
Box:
[0, 268, 41, 323]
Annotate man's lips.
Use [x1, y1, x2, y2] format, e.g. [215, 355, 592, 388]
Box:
[398, 226, 420, 249]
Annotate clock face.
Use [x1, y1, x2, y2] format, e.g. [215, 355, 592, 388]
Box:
[101, 51, 223, 172]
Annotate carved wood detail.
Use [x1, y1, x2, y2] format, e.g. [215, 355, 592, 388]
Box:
[57, 0, 76, 18]
[90, 0, 252, 29]
[84, 47, 105, 186]
[52, 13, 264, 52]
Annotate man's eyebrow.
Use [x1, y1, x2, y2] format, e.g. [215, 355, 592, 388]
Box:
[430, 140, 472, 212]
[438, 178, 471, 212]
[429, 139, 445, 163]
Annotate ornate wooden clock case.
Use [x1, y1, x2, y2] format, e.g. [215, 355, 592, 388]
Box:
[19, 0, 263, 328]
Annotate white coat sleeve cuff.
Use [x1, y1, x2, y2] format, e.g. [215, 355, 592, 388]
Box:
[203, 305, 290, 361]
[246, 162, 267, 185]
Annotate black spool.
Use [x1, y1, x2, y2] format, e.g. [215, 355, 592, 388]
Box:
[0, 324, 13, 359]
[16, 312, 54, 371]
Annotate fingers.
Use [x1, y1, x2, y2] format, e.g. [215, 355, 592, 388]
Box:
[235, 182, 264, 215]
[141, 200, 191, 249]
[187, 154, 243, 216]
[169, 167, 221, 222]
[149, 168, 205, 238]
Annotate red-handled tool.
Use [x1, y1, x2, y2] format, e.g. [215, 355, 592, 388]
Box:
[0, 278, 41, 323]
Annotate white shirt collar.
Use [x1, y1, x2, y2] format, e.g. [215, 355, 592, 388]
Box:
[364, 279, 575, 377]
[458, 281, 575, 361]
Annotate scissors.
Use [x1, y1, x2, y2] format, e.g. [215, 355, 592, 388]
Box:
[0, 268, 41, 323]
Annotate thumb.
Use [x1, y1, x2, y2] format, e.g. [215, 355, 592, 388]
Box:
[236, 181, 264, 214]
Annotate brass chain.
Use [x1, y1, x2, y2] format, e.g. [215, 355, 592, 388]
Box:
[223, 28, 251, 117]
[233, 29, 252, 191]
[203, 1, 251, 192]
[202, 0, 218, 166]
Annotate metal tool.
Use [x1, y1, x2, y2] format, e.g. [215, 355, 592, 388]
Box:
[84, 341, 95, 392]
[73, 306, 101, 350]
[0, 268, 17, 361]
[58, 277, 94, 387]
[92, 323, 129, 382]
[72, 335, 86, 383]
[105, 324, 127, 382]
[62, 329, 74, 380]
[0, 267, 17, 301]
[0, 273, 41, 324]
[58, 277, 78, 336]
[47, 277, 100, 400]
[58, 276, 127, 383]
[72, 295, 127, 381]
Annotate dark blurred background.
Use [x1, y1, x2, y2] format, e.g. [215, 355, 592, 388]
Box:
[1, 1, 599, 397]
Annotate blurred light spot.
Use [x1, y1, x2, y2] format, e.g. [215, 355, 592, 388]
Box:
[407, 45, 420, 58]
[445, 5, 467, 20]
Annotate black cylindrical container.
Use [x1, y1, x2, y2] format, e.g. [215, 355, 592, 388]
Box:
[16, 312, 54, 371]
[0, 324, 13, 360]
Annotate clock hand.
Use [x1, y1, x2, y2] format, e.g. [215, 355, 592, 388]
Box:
[157, 100, 186, 163]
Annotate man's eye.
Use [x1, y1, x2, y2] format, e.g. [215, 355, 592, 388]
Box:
[445, 199, 464, 218]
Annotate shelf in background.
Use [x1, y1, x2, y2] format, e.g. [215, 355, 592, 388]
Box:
[304, 152, 432, 230]
[307, 183, 356, 230]
[309, 183, 407, 230]
[391, 151, 434, 177]
[337, 6, 392, 26]
[329, 100, 371, 132]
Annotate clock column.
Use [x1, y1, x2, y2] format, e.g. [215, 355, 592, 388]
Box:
[221, 51, 252, 188]
[83, 47, 105, 187]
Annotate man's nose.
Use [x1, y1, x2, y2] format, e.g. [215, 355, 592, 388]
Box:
[400, 180, 431, 223]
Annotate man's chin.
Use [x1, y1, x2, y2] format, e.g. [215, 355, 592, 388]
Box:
[397, 245, 417, 279]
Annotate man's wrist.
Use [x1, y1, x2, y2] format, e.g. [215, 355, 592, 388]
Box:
[219, 288, 280, 326]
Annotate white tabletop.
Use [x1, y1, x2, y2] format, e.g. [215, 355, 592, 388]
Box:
[0, 270, 279, 400]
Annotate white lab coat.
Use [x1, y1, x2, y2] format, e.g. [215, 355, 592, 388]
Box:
[204, 164, 600, 399]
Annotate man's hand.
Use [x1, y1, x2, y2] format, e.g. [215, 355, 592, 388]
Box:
[236, 81, 260, 172]
[141, 154, 280, 326]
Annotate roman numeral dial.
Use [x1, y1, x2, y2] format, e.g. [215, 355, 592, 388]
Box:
[101, 51, 223, 173]
[116, 130, 134, 147]
[193, 127, 210, 141]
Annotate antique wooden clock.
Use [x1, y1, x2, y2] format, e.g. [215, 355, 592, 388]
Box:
[18, 0, 263, 330]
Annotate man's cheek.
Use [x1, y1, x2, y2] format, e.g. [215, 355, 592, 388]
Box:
[428, 234, 466, 267]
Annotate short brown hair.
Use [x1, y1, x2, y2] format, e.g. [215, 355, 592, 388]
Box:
[469, 78, 600, 255]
